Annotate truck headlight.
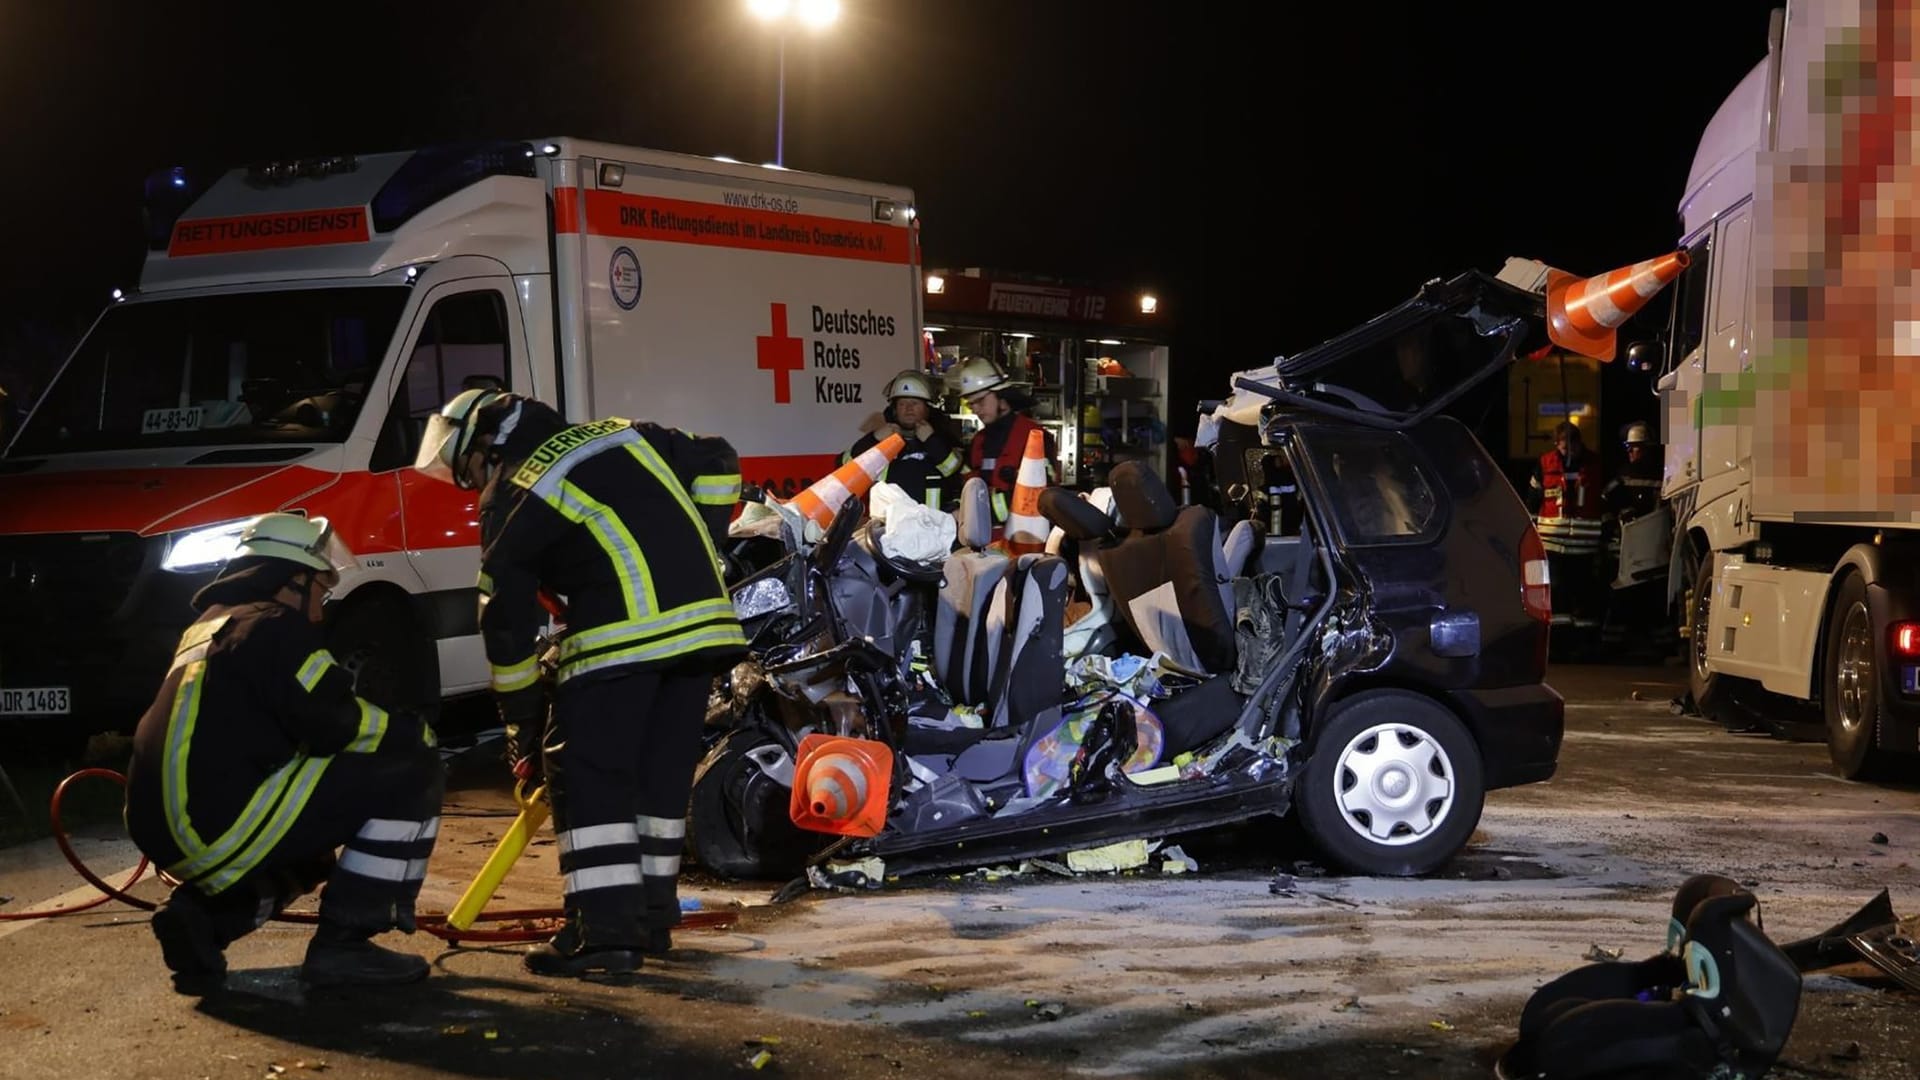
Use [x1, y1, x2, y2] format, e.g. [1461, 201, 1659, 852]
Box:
[161, 519, 251, 573]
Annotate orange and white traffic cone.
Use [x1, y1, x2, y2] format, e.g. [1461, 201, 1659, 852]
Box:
[788, 733, 893, 838]
[1002, 428, 1051, 556]
[1545, 250, 1690, 361]
[786, 433, 904, 529]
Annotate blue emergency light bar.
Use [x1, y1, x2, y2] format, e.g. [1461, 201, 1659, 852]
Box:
[369, 140, 538, 234]
[142, 165, 202, 251]
[141, 141, 542, 252]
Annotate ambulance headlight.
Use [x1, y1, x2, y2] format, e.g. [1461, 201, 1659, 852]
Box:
[732, 576, 794, 621]
[162, 519, 251, 573]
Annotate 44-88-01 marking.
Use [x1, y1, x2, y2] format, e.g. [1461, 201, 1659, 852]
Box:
[0, 687, 71, 715]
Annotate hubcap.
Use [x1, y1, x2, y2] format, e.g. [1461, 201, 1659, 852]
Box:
[1332, 723, 1455, 847]
[1836, 601, 1873, 735]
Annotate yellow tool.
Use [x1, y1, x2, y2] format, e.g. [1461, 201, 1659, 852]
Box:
[446, 778, 550, 931]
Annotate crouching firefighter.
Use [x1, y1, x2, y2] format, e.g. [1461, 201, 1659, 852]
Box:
[124, 513, 444, 994]
[416, 388, 748, 978]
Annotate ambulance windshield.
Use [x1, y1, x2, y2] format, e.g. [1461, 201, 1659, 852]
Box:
[8, 286, 409, 455]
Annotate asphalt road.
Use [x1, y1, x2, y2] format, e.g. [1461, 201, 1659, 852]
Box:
[1, 663, 1916, 1079]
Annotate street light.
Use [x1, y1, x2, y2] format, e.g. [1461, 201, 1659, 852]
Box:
[748, 0, 842, 168]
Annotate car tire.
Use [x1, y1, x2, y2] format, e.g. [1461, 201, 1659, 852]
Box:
[687, 729, 828, 881]
[1294, 689, 1485, 877]
[324, 589, 441, 728]
[1822, 572, 1900, 780]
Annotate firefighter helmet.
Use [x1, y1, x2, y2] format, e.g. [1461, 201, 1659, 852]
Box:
[234, 513, 344, 577]
[951, 356, 1012, 398]
[415, 386, 511, 488]
[1623, 421, 1652, 446]
[882, 369, 938, 403]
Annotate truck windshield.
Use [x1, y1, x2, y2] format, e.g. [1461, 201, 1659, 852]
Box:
[8, 286, 409, 455]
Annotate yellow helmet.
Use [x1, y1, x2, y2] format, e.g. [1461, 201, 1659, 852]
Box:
[950, 356, 1012, 398]
[414, 386, 510, 488]
[234, 513, 344, 576]
[882, 369, 938, 403]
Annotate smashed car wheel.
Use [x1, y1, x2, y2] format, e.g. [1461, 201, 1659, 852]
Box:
[687, 729, 829, 881]
[1294, 689, 1484, 877]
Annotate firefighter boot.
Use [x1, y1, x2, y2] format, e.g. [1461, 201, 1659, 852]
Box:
[300, 920, 430, 987]
[150, 887, 227, 995]
[523, 918, 642, 977]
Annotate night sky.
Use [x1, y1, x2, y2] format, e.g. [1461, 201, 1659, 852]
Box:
[0, 0, 1785, 427]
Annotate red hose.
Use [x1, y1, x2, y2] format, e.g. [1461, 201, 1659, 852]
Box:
[0, 768, 155, 920]
[0, 769, 739, 944]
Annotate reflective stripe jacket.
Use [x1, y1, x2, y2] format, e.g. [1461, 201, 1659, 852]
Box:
[1602, 457, 1663, 520]
[124, 600, 419, 895]
[967, 412, 1055, 532]
[842, 426, 961, 509]
[1530, 448, 1604, 556]
[477, 410, 748, 691]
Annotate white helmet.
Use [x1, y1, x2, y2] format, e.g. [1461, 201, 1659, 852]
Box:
[883, 369, 938, 403]
[950, 356, 1012, 398]
[234, 512, 348, 577]
[1623, 421, 1652, 446]
[415, 386, 510, 488]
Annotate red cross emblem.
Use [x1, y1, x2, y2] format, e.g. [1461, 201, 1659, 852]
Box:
[756, 302, 805, 404]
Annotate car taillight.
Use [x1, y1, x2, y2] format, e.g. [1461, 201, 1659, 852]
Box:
[1521, 526, 1552, 622]
[1892, 621, 1920, 658]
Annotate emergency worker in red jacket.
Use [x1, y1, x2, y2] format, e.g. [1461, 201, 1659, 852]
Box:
[952, 356, 1055, 539]
[1528, 421, 1606, 640]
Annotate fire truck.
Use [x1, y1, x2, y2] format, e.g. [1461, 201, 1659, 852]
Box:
[0, 139, 923, 739]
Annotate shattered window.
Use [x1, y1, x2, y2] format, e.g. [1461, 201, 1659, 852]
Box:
[1304, 429, 1439, 544]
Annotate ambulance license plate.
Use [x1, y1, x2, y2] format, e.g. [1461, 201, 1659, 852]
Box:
[0, 687, 71, 716]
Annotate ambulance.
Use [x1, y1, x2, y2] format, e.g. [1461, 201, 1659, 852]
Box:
[0, 138, 924, 739]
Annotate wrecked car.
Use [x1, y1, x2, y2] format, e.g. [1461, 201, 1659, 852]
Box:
[687, 264, 1565, 882]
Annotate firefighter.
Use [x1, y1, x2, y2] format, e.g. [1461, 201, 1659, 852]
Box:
[125, 513, 444, 994]
[415, 388, 747, 978]
[842, 369, 963, 509]
[1527, 421, 1606, 646]
[953, 356, 1056, 538]
[1602, 421, 1662, 521]
[1601, 421, 1671, 656]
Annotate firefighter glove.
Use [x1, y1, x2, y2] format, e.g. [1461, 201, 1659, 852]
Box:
[496, 684, 548, 777]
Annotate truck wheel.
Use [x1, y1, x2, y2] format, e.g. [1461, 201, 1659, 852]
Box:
[1822, 572, 1898, 780]
[325, 590, 441, 727]
[687, 729, 828, 881]
[1293, 689, 1485, 877]
[1683, 548, 1737, 728]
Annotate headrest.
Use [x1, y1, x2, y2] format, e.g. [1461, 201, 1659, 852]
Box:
[1109, 461, 1178, 532]
[1039, 487, 1118, 544]
[955, 476, 992, 549]
[1668, 874, 1749, 954]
